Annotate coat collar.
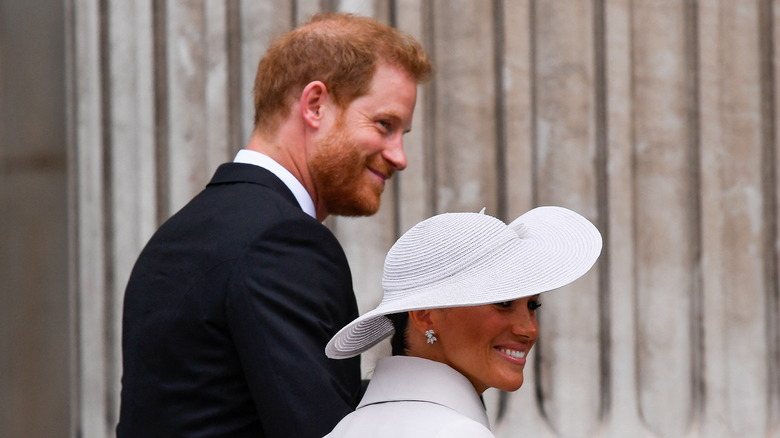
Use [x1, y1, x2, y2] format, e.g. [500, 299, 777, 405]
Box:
[207, 162, 300, 209]
[232, 149, 316, 219]
[358, 356, 490, 429]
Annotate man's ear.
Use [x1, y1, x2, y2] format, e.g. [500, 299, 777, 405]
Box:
[299, 81, 329, 129]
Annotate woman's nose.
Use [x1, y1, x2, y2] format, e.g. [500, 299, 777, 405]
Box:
[512, 310, 539, 340]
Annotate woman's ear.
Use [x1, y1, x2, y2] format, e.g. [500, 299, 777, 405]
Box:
[407, 310, 443, 357]
[408, 309, 435, 335]
[299, 81, 329, 129]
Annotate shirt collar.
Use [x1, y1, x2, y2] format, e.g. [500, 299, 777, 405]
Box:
[359, 356, 490, 429]
[233, 149, 316, 219]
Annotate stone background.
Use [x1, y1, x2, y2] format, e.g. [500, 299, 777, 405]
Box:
[1, 1, 778, 437]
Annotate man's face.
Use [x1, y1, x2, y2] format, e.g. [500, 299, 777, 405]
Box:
[309, 63, 418, 217]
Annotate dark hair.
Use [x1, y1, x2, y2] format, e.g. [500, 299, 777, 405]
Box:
[385, 312, 409, 356]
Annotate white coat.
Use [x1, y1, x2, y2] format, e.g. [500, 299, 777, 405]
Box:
[324, 355, 494, 437]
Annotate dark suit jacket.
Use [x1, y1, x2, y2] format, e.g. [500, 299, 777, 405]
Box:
[117, 163, 362, 437]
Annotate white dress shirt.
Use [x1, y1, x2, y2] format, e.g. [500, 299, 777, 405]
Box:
[325, 356, 494, 437]
[233, 149, 316, 219]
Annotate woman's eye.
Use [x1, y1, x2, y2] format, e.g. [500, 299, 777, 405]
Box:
[528, 300, 542, 311]
[496, 301, 513, 308]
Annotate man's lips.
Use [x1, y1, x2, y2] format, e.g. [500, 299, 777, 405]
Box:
[368, 166, 393, 184]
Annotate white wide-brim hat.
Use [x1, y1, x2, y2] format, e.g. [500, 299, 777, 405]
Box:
[325, 206, 603, 359]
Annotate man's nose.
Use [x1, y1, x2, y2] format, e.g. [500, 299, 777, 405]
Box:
[383, 137, 407, 171]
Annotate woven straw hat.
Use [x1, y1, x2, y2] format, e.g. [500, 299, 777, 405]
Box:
[325, 206, 602, 359]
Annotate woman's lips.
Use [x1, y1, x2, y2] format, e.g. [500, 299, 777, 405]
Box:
[494, 346, 528, 364]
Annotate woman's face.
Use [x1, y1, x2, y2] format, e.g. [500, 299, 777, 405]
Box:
[430, 295, 541, 393]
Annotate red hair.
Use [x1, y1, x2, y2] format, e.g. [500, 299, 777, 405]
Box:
[252, 13, 432, 134]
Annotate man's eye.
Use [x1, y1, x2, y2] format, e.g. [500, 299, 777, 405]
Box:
[528, 300, 542, 311]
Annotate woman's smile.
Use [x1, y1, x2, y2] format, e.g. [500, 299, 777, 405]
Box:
[494, 345, 528, 364]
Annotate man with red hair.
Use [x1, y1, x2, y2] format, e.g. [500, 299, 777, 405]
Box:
[118, 12, 431, 438]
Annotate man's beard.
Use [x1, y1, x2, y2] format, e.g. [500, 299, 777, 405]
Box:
[309, 120, 393, 217]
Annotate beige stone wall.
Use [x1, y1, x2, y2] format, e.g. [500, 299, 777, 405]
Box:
[2, 0, 776, 437]
[0, 0, 71, 437]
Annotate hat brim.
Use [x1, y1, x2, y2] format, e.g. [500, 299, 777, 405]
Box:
[326, 206, 602, 359]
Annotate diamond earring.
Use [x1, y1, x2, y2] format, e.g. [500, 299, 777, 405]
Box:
[425, 329, 437, 344]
